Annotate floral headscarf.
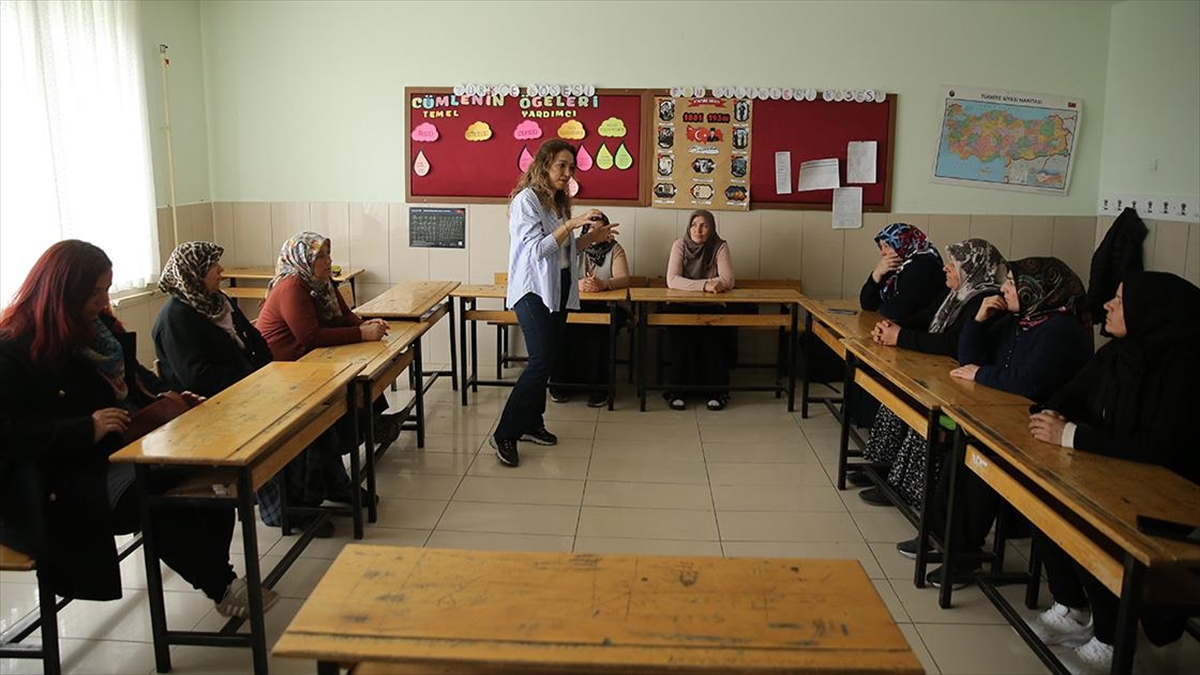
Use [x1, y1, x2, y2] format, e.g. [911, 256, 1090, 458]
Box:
[158, 242, 228, 321]
[928, 239, 1006, 334]
[268, 232, 342, 322]
[873, 222, 940, 301]
[1007, 256, 1086, 331]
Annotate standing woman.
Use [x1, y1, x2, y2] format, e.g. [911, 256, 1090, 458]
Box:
[492, 140, 618, 467]
[664, 209, 736, 411]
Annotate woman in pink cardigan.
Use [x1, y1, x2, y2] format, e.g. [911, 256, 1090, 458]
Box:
[664, 209, 736, 411]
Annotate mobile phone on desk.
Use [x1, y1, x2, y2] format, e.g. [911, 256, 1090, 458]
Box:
[1136, 514, 1200, 544]
[826, 308, 858, 316]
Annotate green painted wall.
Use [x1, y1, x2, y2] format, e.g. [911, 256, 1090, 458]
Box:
[1098, 0, 1200, 197]
[196, 0, 1113, 214]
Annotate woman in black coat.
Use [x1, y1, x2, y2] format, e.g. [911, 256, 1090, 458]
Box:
[0, 240, 273, 618]
[1024, 272, 1200, 672]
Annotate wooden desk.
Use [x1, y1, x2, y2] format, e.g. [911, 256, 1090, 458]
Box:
[301, 323, 430, 532]
[355, 280, 462, 395]
[274, 545, 922, 675]
[450, 284, 628, 409]
[629, 288, 802, 413]
[221, 266, 365, 307]
[111, 362, 361, 675]
[942, 403, 1200, 674]
[794, 296, 879, 420]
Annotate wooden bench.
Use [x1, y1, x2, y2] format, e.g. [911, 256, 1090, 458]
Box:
[1, 545, 61, 675]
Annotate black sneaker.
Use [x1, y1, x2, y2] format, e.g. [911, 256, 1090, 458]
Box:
[586, 392, 609, 408]
[668, 397, 687, 411]
[549, 390, 570, 404]
[847, 470, 873, 488]
[705, 395, 729, 411]
[490, 437, 520, 466]
[520, 427, 558, 446]
[926, 564, 977, 590]
[896, 537, 920, 559]
[858, 487, 892, 507]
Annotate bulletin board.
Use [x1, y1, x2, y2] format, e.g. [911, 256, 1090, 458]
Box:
[406, 87, 650, 206]
[748, 96, 896, 211]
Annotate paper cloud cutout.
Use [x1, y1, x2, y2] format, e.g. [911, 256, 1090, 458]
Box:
[557, 120, 586, 140]
[513, 120, 542, 141]
[576, 145, 594, 172]
[411, 122, 439, 142]
[464, 121, 493, 142]
[598, 117, 627, 138]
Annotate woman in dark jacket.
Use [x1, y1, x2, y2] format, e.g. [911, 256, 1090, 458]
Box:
[860, 222, 948, 322]
[0, 240, 274, 618]
[152, 242, 342, 536]
[861, 239, 1006, 507]
[1024, 272, 1200, 673]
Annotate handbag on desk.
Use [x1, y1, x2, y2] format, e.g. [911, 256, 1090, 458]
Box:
[122, 391, 194, 444]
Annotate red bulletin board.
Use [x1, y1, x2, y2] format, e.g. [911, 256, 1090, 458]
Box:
[406, 88, 649, 206]
[749, 96, 896, 211]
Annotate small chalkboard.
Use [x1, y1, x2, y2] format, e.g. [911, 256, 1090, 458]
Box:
[409, 207, 466, 249]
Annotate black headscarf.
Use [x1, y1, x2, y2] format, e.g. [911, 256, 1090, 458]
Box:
[680, 210, 725, 280]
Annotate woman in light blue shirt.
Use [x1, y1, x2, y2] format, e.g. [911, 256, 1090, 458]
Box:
[492, 140, 618, 467]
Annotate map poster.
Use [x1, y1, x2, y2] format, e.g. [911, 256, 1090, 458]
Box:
[651, 96, 751, 211]
[933, 86, 1080, 195]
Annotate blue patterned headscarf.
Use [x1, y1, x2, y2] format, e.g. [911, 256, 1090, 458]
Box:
[873, 222, 940, 301]
[268, 232, 342, 322]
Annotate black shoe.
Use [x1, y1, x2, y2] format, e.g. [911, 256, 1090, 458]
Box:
[926, 564, 977, 590]
[705, 395, 728, 411]
[520, 427, 558, 446]
[374, 413, 403, 449]
[847, 470, 873, 488]
[896, 537, 920, 560]
[668, 396, 687, 411]
[549, 390, 570, 404]
[490, 436, 520, 466]
[858, 487, 892, 506]
[326, 487, 381, 508]
[586, 392, 609, 408]
[285, 517, 335, 539]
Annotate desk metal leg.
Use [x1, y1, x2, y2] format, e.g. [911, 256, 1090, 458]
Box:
[787, 305, 798, 412]
[836, 353, 857, 490]
[496, 325, 504, 380]
[800, 312, 813, 418]
[939, 429, 968, 609]
[915, 407, 941, 589]
[363, 380, 378, 524]
[470, 301, 479, 393]
[1112, 556, 1144, 675]
[608, 302, 617, 411]
[237, 470, 270, 675]
[317, 661, 340, 675]
[136, 465, 172, 674]
[347, 383, 363, 540]
[459, 297, 469, 407]
[414, 339, 426, 448]
[638, 302, 648, 412]
[447, 299, 458, 391]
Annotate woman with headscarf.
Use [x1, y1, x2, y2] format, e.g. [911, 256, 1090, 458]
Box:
[1024, 272, 1199, 673]
[924, 256, 1094, 590]
[860, 239, 1006, 507]
[151, 242, 340, 537]
[860, 222, 947, 323]
[664, 209, 736, 411]
[549, 212, 631, 408]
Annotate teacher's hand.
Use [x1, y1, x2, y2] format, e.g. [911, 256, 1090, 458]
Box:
[579, 223, 620, 248]
[566, 209, 604, 231]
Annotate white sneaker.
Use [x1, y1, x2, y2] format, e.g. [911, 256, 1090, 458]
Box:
[215, 577, 280, 619]
[1058, 636, 1114, 675]
[1028, 603, 1093, 646]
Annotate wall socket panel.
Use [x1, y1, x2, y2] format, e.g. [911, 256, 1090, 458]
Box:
[1098, 193, 1200, 223]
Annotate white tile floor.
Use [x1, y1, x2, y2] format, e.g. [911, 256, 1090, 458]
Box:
[2, 372, 1197, 674]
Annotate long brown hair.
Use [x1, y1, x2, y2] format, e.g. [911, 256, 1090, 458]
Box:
[0, 240, 114, 366]
[511, 140, 575, 219]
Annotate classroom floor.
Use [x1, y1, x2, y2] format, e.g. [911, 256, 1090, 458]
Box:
[1, 371, 1196, 675]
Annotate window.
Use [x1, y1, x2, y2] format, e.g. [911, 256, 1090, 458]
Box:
[0, 0, 158, 305]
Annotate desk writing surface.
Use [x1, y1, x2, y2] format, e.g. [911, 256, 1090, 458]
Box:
[221, 266, 364, 283]
[274, 545, 921, 674]
[109, 362, 361, 467]
[946, 404, 1200, 568]
[452, 283, 627, 303]
[799, 297, 880, 341]
[630, 287, 801, 304]
[299, 323, 426, 381]
[844, 338, 1031, 410]
[354, 281, 460, 319]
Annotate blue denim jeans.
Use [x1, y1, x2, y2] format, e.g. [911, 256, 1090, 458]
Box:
[495, 272, 569, 440]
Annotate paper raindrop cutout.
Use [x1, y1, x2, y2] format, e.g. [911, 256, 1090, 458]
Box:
[558, 120, 586, 140]
[598, 117, 627, 138]
[568, 177, 580, 197]
[465, 121, 492, 142]
[513, 120, 542, 140]
[576, 145, 594, 171]
[413, 150, 431, 177]
[518, 146, 534, 172]
[614, 143, 633, 170]
[595, 143, 614, 170]
[411, 122, 439, 142]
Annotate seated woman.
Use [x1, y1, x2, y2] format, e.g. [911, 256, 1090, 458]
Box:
[1025, 272, 1199, 674]
[665, 209, 735, 411]
[927, 256, 1094, 589]
[861, 239, 1006, 507]
[550, 212, 630, 408]
[151, 241, 337, 537]
[0, 240, 276, 618]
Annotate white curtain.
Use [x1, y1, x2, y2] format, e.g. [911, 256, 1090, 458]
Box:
[0, 0, 158, 306]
